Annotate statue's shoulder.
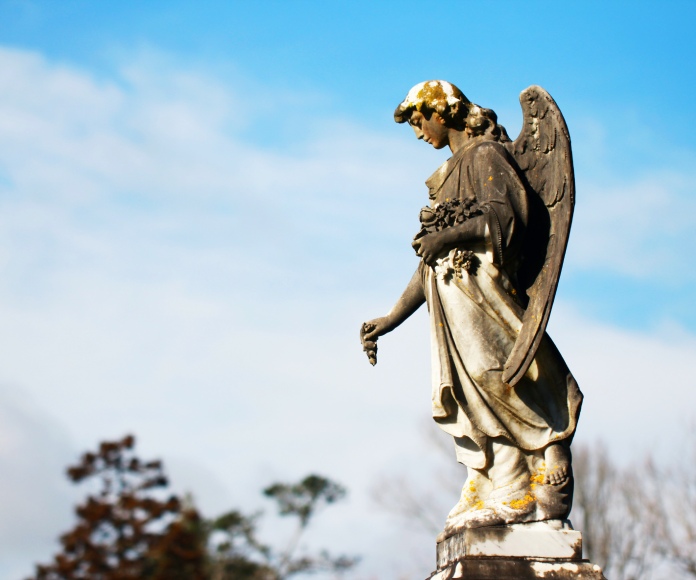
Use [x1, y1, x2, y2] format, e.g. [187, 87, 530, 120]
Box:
[429, 140, 515, 196]
[468, 138, 517, 168]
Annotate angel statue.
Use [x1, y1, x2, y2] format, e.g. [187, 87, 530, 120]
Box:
[360, 81, 582, 539]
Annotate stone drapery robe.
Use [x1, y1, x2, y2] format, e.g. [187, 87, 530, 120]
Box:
[421, 137, 583, 471]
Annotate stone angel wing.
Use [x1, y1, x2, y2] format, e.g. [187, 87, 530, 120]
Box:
[502, 85, 575, 387]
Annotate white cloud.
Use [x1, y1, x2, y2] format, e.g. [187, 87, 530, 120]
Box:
[1, 45, 696, 578]
[0, 45, 440, 578]
[548, 303, 696, 462]
[569, 168, 696, 281]
[0, 386, 77, 579]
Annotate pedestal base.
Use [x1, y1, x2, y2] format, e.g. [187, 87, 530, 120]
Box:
[427, 558, 606, 579]
[426, 520, 606, 580]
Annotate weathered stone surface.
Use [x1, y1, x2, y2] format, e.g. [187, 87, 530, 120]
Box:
[427, 558, 607, 579]
[428, 520, 606, 579]
[361, 82, 583, 532]
[437, 520, 582, 568]
[359, 81, 606, 580]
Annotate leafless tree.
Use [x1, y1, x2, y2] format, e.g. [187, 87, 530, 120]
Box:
[654, 434, 696, 578]
[370, 422, 463, 536]
[571, 444, 665, 580]
[372, 428, 691, 579]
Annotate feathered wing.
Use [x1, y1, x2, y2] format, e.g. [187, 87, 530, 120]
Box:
[502, 85, 575, 387]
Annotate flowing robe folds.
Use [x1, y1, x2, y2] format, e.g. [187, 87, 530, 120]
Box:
[421, 137, 582, 471]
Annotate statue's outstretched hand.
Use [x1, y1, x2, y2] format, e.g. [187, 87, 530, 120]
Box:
[360, 317, 392, 366]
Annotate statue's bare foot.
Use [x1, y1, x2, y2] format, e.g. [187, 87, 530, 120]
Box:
[544, 443, 569, 486]
[447, 476, 483, 520]
[438, 494, 537, 541]
[439, 474, 536, 542]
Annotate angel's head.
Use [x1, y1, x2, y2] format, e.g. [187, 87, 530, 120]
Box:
[394, 80, 510, 149]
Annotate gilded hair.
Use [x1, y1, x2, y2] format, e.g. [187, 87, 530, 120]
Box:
[394, 80, 510, 142]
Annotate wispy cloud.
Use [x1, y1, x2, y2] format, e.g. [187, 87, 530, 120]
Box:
[0, 385, 76, 579]
[569, 168, 696, 281]
[1, 45, 696, 578]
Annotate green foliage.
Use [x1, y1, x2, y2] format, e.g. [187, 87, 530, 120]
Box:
[263, 475, 347, 528]
[209, 476, 357, 578]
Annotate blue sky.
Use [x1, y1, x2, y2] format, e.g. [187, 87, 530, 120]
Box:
[6, 0, 694, 330]
[1, 1, 695, 578]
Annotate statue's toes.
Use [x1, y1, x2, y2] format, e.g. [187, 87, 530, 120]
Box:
[543, 468, 567, 486]
[551, 469, 569, 486]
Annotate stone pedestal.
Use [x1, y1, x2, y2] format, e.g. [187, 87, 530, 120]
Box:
[426, 520, 607, 579]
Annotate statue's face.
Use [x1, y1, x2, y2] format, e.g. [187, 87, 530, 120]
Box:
[408, 109, 449, 149]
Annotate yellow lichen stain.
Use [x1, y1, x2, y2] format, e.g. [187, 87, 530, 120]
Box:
[488, 176, 493, 181]
[459, 480, 484, 513]
[415, 82, 454, 112]
[530, 469, 545, 491]
[508, 493, 535, 510]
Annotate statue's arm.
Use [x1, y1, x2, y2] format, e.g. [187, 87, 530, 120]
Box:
[414, 143, 523, 265]
[360, 267, 425, 365]
[413, 218, 487, 264]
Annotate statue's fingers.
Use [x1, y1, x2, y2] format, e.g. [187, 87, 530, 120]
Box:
[361, 322, 376, 337]
[362, 340, 377, 352]
[362, 328, 379, 340]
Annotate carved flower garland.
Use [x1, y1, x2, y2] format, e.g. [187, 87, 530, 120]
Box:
[416, 198, 481, 280]
[433, 248, 477, 281]
[416, 197, 483, 236]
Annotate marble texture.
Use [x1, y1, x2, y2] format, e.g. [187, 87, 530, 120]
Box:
[437, 520, 581, 568]
[427, 559, 606, 580]
[361, 83, 582, 537]
[427, 520, 606, 580]
[360, 82, 607, 578]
